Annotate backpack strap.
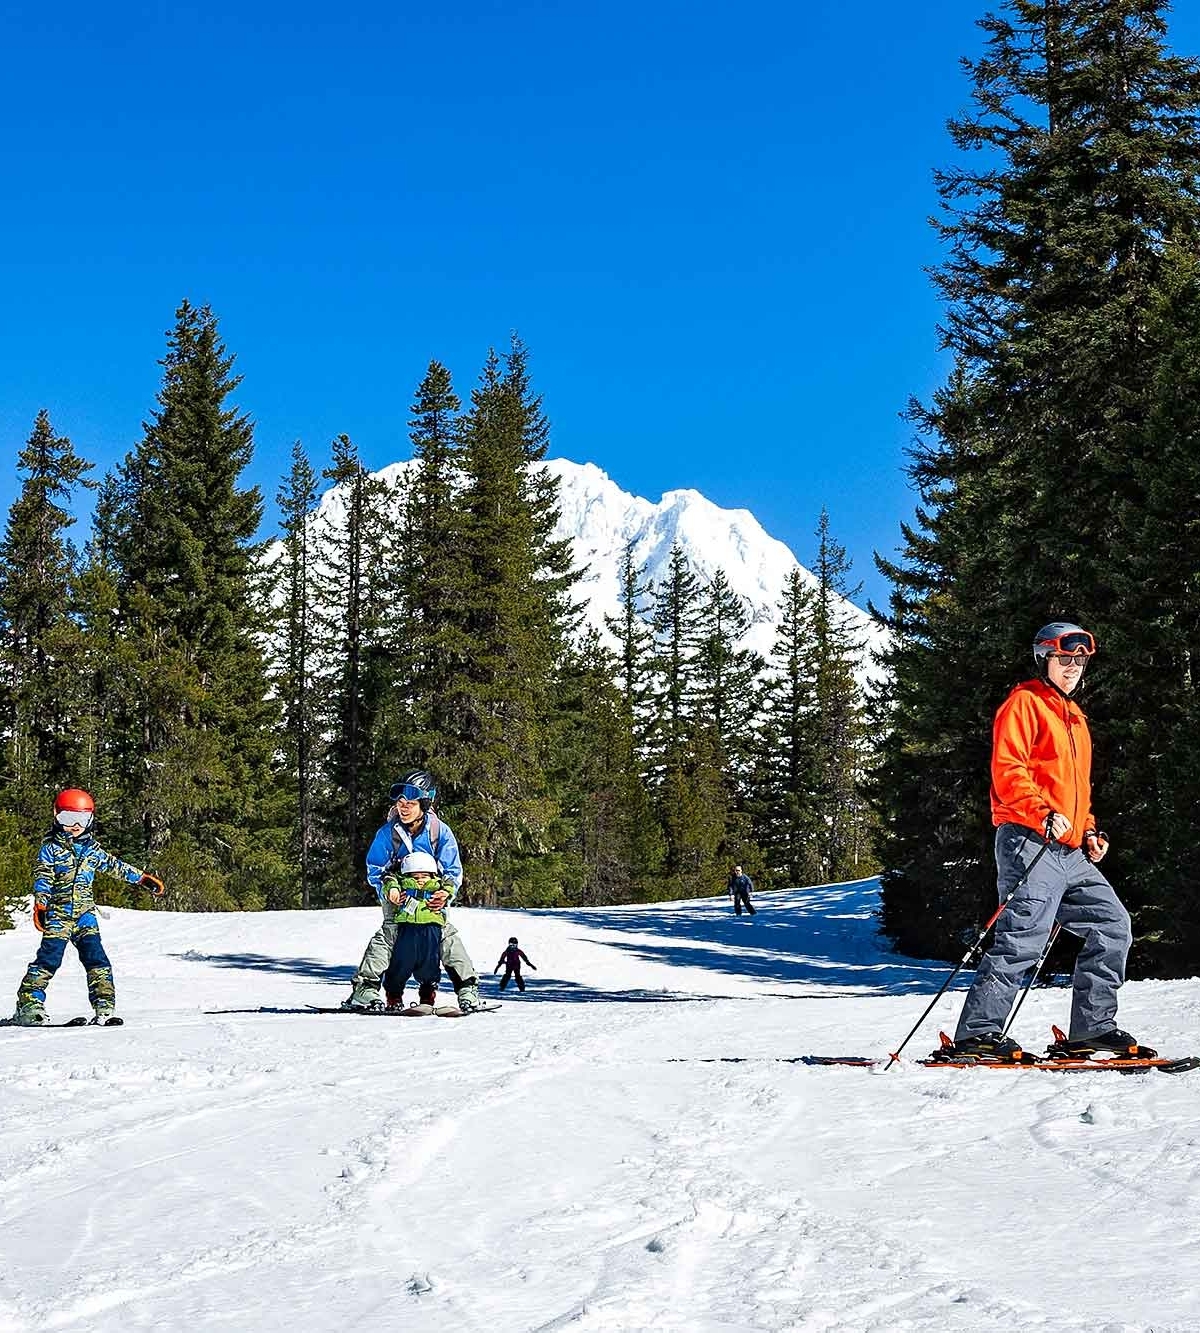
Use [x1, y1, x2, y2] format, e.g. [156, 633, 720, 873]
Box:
[390, 811, 444, 872]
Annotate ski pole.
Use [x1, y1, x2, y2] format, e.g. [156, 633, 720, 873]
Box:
[883, 820, 1056, 1071]
[1000, 922, 1062, 1039]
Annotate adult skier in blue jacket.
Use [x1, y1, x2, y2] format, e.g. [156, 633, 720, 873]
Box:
[341, 770, 482, 1012]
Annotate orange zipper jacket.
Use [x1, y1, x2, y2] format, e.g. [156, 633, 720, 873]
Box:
[990, 678, 1094, 847]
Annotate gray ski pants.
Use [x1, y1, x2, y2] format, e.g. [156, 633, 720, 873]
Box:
[955, 823, 1132, 1042]
[351, 908, 478, 995]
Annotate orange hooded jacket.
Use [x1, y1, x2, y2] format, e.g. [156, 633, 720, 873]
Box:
[990, 678, 1095, 847]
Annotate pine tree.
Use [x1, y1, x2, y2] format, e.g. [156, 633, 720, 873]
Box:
[443, 339, 581, 906]
[810, 512, 872, 881]
[754, 569, 823, 887]
[648, 543, 702, 775]
[107, 300, 285, 908]
[1103, 256, 1200, 971]
[645, 543, 724, 895]
[549, 631, 665, 904]
[691, 569, 765, 791]
[273, 441, 321, 909]
[876, 1, 1200, 961]
[309, 433, 397, 905]
[388, 359, 464, 765]
[604, 540, 658, 754]
[0, 411, 95, 813]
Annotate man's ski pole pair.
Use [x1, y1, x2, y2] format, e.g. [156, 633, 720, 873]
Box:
[883, 817, 1057, 1071]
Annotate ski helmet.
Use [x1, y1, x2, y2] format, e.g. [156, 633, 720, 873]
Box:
[54, 788, 95, 829]
[399, 850, 438, 877]
[390, 769, 437, 811]
[509, 936, 518, 945]
[1033, 622, 1096, 676]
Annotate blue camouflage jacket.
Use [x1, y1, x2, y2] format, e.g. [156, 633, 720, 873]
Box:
[34, 830, 144, 920]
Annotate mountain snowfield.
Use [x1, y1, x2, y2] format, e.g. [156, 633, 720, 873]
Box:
[310, 457, 884, 664]
[3, 882, 1199, 1333]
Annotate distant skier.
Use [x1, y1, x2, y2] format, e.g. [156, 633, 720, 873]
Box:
[938, 623, 1150, 1063]
[11, 789, 164, 1026]
[495, 937, 536, 992]
[727, 865, 756, 916]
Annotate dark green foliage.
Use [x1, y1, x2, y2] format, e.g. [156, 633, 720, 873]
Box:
[437, 339, 582, 906]
[810, 512, 875, 881]
[877, 0, 1200, 966]
[103, 301, 287, 908]
[0, 412, 95, 811]
[272, 441, 321, 910]
[552, 631, 666, 904]
[372, 358, 467, 788]
[0, 307, 883, 924]
[309, 433, 398, 905]
[754, 570, 823, 888]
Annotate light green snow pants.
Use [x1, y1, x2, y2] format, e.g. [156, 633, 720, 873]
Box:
[351, 907, 477, 996]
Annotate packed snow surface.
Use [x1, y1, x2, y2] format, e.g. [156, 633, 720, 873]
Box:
[2, 882, 1199, 1333]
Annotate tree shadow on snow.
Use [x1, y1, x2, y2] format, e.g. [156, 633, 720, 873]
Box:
[536, 879, 948, 996]
[169, 951, 354, 983]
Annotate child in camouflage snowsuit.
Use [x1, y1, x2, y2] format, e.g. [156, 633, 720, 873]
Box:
[13, 789, 163, 1026]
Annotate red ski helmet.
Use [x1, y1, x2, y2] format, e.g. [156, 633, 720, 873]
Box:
[54, 788, 95, 828]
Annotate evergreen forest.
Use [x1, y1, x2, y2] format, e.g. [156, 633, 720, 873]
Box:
[7, 0, 1200, 985]
[0, 312, 875, 923]
[874, 0, 1200, 978]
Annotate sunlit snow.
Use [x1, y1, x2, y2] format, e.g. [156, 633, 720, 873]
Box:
[3, 881, 1198, 1332]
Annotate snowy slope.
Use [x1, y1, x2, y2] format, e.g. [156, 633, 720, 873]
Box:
[306, 456, 884, 665]
[2, 886, 1199, 1333]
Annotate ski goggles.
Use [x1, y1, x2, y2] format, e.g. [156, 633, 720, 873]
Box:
[54, 809, 93, 828]
[1038, 630, 1096, 657]
[390, 782, 435, 803]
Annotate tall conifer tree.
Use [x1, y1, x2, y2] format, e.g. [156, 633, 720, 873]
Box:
[446, 338, 580, 904]
[109, 300, 284, 907]
[877, 1, 1200, 961]
[273, 441, 321, 909]
[754, 569, 822, 887]
[0, 411, 94, 813]
[310, 434, 396, 904]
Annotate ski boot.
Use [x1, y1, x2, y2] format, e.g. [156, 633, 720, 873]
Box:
[91, 1004, 123, 1027]
[928, 1031, 1030, 1064]
[385, 990, 407, 1013]
[396, 981, 437, 1016]
[11, 1001, 46, 1027]
[1045, 1026, 1158, 1060]
[341, 985, 383, 1012]
[455, 982, 482, 1014]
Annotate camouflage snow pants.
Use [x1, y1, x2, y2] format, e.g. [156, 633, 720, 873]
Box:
[18, 909, 115, 1011]
[350, 908, 477, 999]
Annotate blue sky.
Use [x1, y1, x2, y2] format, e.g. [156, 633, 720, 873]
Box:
[4, 1, 1200, 612]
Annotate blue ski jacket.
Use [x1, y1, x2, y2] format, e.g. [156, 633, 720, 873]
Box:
[364, 813, 463, 903]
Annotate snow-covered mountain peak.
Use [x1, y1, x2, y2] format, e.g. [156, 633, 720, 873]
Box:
[543, 457, 873, 661]
[301, 454, 881, 666]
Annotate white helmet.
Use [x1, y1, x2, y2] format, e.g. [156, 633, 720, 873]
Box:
[400, 850, 438, 876]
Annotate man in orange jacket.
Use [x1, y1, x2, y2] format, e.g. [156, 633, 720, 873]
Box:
[943, 622, 1146, 1062]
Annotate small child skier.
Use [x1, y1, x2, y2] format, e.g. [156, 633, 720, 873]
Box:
[381, 850, 452, 1011]
[494, 937, 536, 992]
[12, 789, 164, 1026]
